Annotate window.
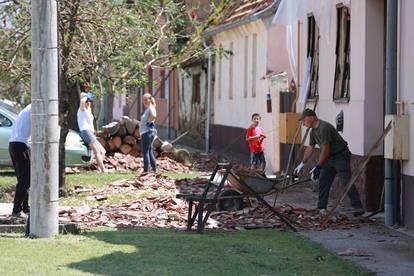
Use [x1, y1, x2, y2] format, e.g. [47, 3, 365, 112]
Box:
[243, 35, 248, 98]
[0, 113, 12, 127]
[229, 42, 234, 100]
[159, 69, 166, 99]
[333, 6, 351, 101]
[148, 66, 153, 94]
[192, 74, 201, 104]
[307, 15, 320, 99]
[252, 33, 257, 98]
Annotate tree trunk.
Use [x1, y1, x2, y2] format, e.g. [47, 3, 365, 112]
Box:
[59, 81, 79, 191]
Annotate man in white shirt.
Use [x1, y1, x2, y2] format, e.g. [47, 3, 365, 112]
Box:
[9, 104, 31, 217]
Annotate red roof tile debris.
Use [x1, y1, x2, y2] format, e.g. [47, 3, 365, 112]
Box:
[223, 0, 274, 24]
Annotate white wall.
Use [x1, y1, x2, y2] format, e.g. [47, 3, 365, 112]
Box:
[213, 20, 277, 171]
[399, 0, 414, 176]
[113, 94, 127, 121]
[299, 0, 384, 157]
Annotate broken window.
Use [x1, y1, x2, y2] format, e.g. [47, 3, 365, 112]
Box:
[159, 69, 166, 99]
[333, 6, 351, 101]
[307, 15, 319, 99]
[192, 74, 201, 104]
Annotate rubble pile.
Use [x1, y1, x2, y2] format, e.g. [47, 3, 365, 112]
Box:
[66, 153, 190, 173]
[59, 172, 368, 230]
[59, 174, 200, 228]
[191, 152, 250, 173]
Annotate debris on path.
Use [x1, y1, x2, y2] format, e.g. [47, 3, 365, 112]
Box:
[66, 153, 190, 173]
[59, 172, 376, 231]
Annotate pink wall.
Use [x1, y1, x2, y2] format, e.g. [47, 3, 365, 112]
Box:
[266, 25, 290, 77]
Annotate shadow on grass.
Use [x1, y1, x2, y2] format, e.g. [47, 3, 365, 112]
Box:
[0, 170, 15, 177]
[66, 228, 368, 276]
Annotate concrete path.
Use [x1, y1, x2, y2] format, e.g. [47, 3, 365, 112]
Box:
[302, 225, 414, 276]
[273, 183, 414, 276]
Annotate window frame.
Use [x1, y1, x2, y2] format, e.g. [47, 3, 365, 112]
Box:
[307, 15, 320, 100]
[333, 5, 351, 102]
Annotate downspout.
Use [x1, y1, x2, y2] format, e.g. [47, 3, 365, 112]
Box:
[203, 40, 212, 154]
[385, 0, 398, 226]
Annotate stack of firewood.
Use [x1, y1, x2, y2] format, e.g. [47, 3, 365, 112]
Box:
[96, 116, 141, 157]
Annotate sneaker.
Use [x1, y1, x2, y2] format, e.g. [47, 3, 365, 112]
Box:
[139, 171, 149, 177]
[11, 212, 27, 218]
[352, 208, 365, 216]
[318, 208, 327, 216]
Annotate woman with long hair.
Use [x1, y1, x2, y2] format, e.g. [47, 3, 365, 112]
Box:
[140, 93, 157, 175]
[77, 83, 107, 173]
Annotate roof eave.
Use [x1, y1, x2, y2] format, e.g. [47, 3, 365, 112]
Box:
[203, 0, 280, 39]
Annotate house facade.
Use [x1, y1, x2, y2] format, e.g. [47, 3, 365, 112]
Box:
[291, 0, 385, 212]
[208, 0, 291, 172]
[276, 0, 413, 229]
[397, 0, 414, 230]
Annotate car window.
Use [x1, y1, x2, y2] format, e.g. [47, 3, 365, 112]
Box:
[0, 101, 19, 114]
[0, 113, 12, 127]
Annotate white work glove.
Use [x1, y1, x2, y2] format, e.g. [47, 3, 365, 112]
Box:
[293, 162, 305, 175]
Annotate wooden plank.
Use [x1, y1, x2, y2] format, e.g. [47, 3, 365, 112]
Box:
[320, 121, 393, 228]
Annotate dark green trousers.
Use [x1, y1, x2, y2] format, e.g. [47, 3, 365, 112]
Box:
[318, 148, 363, 209]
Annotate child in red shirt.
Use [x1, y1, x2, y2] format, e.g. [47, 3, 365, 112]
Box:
[246, 113, 266, 171]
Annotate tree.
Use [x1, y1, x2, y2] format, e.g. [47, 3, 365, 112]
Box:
[0, 0, 236, 189]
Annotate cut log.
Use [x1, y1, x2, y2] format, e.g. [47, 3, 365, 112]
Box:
[129, 149, 140, 157]
[112, 136, 122, 149]
[96, 130, 109, 139]
[97, 137, 109, 150]
[120, 144, 133, 155]
[172, 148, 191, 164]
[103, 121, 120, 136]
[153, 136, 163, 149]
[120, 116, 130, 126]
[117, 125, 127, 137]
[107, 139, 117, 152]
[133, 128, 141, 140]
[133, 143, 140, 153]
[123, 135, 137, 146]
[125, 119, 139, 135]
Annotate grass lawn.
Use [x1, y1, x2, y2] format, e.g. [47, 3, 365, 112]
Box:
[0, 228, 368, 276]
[1, 170, 201, 206]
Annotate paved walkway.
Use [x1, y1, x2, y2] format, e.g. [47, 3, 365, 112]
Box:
[274, 183, 414, 276]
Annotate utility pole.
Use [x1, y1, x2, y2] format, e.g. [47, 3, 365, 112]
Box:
[30, 0, 59, 237]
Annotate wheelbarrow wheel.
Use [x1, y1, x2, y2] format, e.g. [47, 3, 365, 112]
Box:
[217, 189, 244, 211]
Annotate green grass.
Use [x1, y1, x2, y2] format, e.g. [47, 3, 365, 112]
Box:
[162, 171, 200, 180]
[65, 172, 138, 189]
[0, 228, 368, 276]
[0, 170, 202, 205]
[0, 168, 16, 202]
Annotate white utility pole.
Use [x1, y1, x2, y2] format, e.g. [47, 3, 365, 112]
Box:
[30, 0, 59, 237]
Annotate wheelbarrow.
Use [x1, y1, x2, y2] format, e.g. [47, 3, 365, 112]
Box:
[216, 172, 311, 212]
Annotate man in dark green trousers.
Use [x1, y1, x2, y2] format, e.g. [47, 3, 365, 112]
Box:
[294, 109, 364, 216]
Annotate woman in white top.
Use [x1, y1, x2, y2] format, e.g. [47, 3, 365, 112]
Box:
[140, 93, 157, 174]
[77, 87, 106, 173]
